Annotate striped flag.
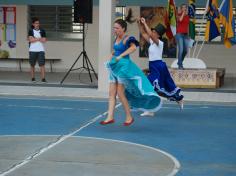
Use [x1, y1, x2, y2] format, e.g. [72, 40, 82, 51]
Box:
[188, 0, 196, 39]
[219, 0, 236, 48]
[204, 0, 221, 41]
[165, 0, 177, 39]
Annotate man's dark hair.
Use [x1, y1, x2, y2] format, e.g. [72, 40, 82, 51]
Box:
[32, 17, 39, 24]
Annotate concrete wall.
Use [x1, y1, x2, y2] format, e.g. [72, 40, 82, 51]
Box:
[1, 5, 236, 77]
[0, 5, 99, 73]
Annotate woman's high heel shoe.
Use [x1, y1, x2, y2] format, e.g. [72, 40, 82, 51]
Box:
[123, 118, 134, 126]
[100, 119, 115, 125]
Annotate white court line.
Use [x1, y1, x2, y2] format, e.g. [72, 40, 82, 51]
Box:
[0, 103, 121, 176]
[1, 103, 234, 112]
[161, 106, 210, 110]
[1, 96, 235, 108]
[77, 136, 180, 176]
[0, 97, 108, 103]
[0, 104, 92, 111]
[0, 104, 227, 111]
[0, 135, 180, 176]
[0, 103, 213, 110]
[0, 97, 109, 111]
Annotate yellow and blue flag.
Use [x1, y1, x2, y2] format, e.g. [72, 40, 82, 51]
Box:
[219, 0, 236, 48]
[204, 0, 221, 41]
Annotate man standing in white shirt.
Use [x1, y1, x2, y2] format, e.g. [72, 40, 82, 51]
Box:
[28, 17, 47, 83]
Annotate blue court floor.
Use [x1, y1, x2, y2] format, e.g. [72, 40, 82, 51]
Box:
[0, 96, 236, 176]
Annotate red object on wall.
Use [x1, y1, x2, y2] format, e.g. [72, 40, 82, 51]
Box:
[4, 7, 16, 24]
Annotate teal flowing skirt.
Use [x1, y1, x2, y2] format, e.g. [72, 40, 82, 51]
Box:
[106, 56, 162, 112]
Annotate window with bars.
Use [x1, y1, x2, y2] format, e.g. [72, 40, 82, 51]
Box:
[28, 5, 126, 41]
[116, 6, 126, 20]
[28, 5, 83, 40]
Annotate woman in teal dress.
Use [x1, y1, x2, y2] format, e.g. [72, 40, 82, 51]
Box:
[100, 10, 162, 126]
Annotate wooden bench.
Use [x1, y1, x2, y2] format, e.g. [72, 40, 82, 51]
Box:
[143, 68, 225, 88]
[0, 58, 61, 72]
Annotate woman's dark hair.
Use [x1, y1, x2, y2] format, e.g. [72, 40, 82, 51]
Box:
[125, 8, 136, 23]
[114, 8, 135, 32]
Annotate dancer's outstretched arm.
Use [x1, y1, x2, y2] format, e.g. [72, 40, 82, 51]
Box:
[137, 18, 150, 43]
[140, 17, 160, 45]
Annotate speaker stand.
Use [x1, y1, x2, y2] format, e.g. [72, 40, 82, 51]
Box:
[60, 23, 98, 84]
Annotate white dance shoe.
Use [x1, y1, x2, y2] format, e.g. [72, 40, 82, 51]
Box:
[140, 111, 154, 117]
[178, 100, 184, 110]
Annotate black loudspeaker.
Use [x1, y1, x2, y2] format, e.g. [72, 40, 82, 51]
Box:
[74, 0, 93, 23]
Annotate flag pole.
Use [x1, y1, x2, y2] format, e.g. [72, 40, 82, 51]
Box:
[195, 13, 207, 58]
[196, 40, 205, 58]
[192, 0, 209, 58]
[191, 14, 206, 58]
[219, 0, 225, 11]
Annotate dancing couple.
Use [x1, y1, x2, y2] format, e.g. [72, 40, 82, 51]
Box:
[100, 10, 183, 126]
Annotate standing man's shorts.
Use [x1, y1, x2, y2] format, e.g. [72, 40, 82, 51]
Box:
[29, 51, 45, 66]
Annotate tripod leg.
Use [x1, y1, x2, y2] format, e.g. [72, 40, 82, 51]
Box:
[60, 52, 83, 84]
[84, 52, 93, 82]
[84, 52, 98, 80]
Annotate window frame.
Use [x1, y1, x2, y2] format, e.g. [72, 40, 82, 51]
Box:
[28, 5, 84, 41]
[28, 5, 127, 41]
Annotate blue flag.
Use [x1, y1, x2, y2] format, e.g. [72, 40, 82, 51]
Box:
[219, 0, 236, 48]
[205, 0, 221, 41]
